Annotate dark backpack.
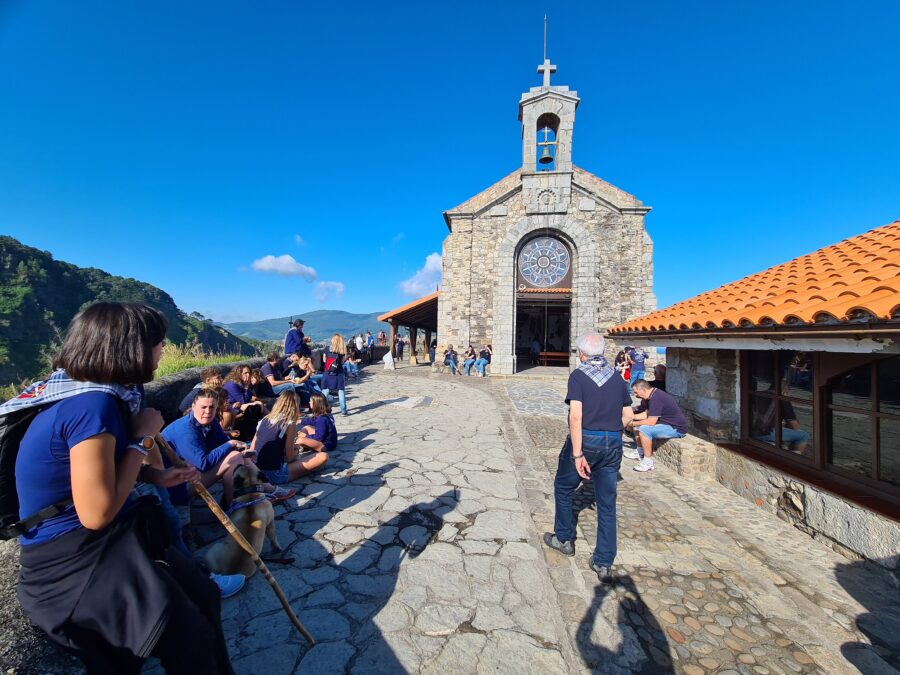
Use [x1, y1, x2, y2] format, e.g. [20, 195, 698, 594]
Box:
[0, 404, 74, 540]
[326, 354, 343, 375]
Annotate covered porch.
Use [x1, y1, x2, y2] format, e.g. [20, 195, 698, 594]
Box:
[378, 291, 439, 365]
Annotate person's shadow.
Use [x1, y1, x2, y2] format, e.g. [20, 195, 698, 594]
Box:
[834, 558, 900, 672]
[576, 574, 673, 674]
[219, 464, 459, 674]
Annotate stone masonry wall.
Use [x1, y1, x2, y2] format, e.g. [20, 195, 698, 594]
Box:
[439, 176, 654, 374]
[666, 347, 740, 443]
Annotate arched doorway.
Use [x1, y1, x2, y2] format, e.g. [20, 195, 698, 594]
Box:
[514, 234, 573, 371]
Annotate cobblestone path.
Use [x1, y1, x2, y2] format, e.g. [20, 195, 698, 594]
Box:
[6, 366, 897, 674]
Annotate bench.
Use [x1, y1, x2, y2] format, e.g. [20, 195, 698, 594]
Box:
[538, 351, 569, 367]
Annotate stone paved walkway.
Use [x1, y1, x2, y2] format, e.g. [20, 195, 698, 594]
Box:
[4, 365, 899, 674]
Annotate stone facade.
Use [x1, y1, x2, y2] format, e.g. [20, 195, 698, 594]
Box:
[657, 346, 900, 573]
[438, 65, 655, 374]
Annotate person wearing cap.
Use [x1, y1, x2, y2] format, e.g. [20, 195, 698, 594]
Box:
[284, 319, 311, 357]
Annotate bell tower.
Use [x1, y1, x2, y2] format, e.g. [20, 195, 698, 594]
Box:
[519, 58, 579, 174]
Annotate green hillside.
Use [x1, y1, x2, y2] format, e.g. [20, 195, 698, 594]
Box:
[221, 310, 390, 343]
[0, 236, 256, 385]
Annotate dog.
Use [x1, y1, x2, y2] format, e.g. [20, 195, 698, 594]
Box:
[205, 463, 282, 578]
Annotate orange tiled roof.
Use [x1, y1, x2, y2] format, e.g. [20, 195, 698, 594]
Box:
[378, 291, 440, 323]
[611, 221, 900, 335]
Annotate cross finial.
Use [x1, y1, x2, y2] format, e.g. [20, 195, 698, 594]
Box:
[537, 59, 557, 88]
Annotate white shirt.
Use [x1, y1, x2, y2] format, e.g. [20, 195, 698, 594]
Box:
[355, 336, 364, 350]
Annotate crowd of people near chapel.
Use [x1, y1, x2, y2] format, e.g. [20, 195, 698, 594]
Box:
[2, 304, 384, 674]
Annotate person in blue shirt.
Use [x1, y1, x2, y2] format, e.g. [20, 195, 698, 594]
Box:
[284, 319, 311, 357]
[162, 389, 251, 508]
[12, 302, 234, 674]
[299, 393, 338, 452]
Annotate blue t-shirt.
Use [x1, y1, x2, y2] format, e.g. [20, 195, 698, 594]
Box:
[565, 370, 632, 432]
[15, 392, 130, 546]
[628, 349, 647, 371]
[300, 414, 337, 451]
[254, 418, 290, 471]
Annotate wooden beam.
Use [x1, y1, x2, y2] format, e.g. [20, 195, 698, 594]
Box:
[389, 320, 397, 358]
[409, 326, 418, 365]
[423, 330, 432, 363]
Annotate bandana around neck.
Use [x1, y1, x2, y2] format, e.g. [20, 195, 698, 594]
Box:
[576, 355, 616, 389]
[0, 369, 144, 416]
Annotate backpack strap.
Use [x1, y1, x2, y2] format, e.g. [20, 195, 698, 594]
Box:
[1, 497, 74, 539]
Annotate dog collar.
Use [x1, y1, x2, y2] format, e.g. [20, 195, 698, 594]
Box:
[233, 483, 267, 499]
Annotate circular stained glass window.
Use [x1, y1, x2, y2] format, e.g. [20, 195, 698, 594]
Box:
[518, 237, 571, 287]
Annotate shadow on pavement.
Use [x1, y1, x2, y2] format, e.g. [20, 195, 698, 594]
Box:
[834, 558, 900, 672]
[576, 574, 673, 674]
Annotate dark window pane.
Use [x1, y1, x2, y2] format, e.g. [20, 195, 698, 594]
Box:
[780, 402, 813, 459]
[780, 351, 813, 401]
[748, 352, 775, 392]
[829, 363, 872, 411]
[829, 410, 873, 478]
[880, 418, 900, 487]
[877, 356, 900, 416]
[749, 395, 778, 446]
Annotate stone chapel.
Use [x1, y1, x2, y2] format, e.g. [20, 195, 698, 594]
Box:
[437, 58, 656, 374]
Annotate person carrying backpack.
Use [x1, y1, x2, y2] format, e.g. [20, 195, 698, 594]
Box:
[321, 333, 349, 416]
[3, 303, 234, 674]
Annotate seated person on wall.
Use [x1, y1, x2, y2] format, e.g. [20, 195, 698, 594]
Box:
[648, 364, 667, 392]
[474, 344, 492, 377]
[752, 397, 810, 454]
[250, 367, 276, 407]
[443, 345, 462, 376]
[298, 393, 338, 452]
[614, 350, 628, 380]
[222, 364, 267, 440]
[625, 379, 688, 473]
[462, 345, 477, 376]
[261, 351, 306, 396]
[250, 390, 328, 485]
[178, 366, 224, 413]
[162, 388, 293, 508]
[345, 343, 362, 380]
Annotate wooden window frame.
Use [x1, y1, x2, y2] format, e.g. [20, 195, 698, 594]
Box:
[739, 350, 900, 506]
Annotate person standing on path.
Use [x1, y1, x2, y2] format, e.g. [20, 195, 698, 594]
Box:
[543, 332, 633, 582]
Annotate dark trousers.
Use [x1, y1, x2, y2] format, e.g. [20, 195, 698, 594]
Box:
[553, 431, 622, 567]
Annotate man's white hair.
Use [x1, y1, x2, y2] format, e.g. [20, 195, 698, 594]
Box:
[576, 332, 606, 357]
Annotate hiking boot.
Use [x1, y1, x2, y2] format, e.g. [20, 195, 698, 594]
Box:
[634, 457, 654, 472]
[589, 559, 614, 583]
[542, 532, 575, 556]
[210, 573, 245, 599]
[623, 448, 641, 461]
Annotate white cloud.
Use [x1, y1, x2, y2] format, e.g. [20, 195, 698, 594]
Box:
[315, 281, 345, 303]
[399, 253, 442, 297]
[294, 234, 305, 245]
[251, 254, 317, 280]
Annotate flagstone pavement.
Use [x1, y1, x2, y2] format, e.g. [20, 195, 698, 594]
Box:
[2, 364, 899, 674]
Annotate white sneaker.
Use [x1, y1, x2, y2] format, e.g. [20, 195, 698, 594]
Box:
[633, 458, 654, 473]
[623, 448, 641, 461]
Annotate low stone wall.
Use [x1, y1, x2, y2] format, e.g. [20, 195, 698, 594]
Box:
[666, 347, 739, 443]
[715, 446, 900, 573]
[145, 359, 264, 423]
[652, 435, 716, 483]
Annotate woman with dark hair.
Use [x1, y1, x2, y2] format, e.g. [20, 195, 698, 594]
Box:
[462, 345, 477, 376]
[474, 344, 492, 377]
[8, 303, 234, 674]
[222, 364, 266, 439]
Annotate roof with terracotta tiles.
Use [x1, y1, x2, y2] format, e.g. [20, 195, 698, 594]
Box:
[378, 291, 439, 331]
[610, 221, 900, 336]
[443, 165, 645, 223]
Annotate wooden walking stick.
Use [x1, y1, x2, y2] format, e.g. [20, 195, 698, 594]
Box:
[155, 434, 316, 646]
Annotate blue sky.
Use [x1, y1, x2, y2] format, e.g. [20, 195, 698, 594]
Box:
[2, 1, 898, 322]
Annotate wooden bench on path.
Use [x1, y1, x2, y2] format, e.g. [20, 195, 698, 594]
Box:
[538, 351, 570, 367]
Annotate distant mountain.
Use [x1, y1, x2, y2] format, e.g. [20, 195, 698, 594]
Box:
[0, 236, 256, 385]
[220, 310, 390, 343]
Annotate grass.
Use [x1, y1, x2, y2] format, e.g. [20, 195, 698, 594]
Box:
[154, 343, 253, 379]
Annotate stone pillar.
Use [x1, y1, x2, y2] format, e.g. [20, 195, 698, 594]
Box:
[408, 326, 418, 364]
[423, 330, 432, 363]
[389, 320, 397, 358]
